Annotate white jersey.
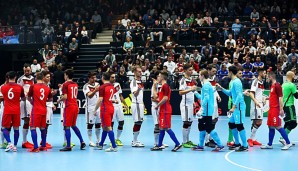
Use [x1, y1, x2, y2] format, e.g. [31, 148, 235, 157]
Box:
[83, 82, 100, 112]
[130, 78, 144, 104]
[17, 75, 34, 95]
[0, 84, 3, 113]
[151, 84, 162, 107]
[250, 78, 265, 104]
[179, 76, 196, 105]
[113, 82, 122, 107]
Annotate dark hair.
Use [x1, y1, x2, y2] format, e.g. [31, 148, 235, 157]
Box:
[183, 63, 192, 71]
[153, 70, 160, 79]
[228, 66, 238, 75]
[64, 69, 74, 79]
[36, 72, 44, 80]
[7, 71, 16, 79]
[160, 71, 168, 80]
[268, 71, 276, 79]
[257, 68, 265, 73]
[102, 72, 111, 81]
[23, 63, 31, 68]
[88, 71, 97, 78]
[42, 70, 51, 77]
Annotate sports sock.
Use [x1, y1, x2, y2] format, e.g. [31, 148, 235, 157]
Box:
[31, 129, 38, 149]
[199, 131, 206, 147]
[2, 128, 11, 143]
[187, 127, 191, 142]
[22, 129, 28, 143]
[250, 127, 258, 140]
[278, 128, 290, 144]
[205, 133, 210, 143]
[239, 130, 248, 147]
[65, 129, 71, 148]
[268, 128, 275, 146]
[99, 131, 107, 146]
[87, 129, 93, 142]
[133, 131, 139, 142]
[158, 130, 165, 147]
[95, 128, 101, 142]
[41, 129, 47, 147]
[108, 131, 116, 148]
[64, 132, 67, 143]
[167, 129, 179, 146]
[210, 130, 222, 146]
[0, 130, 4, 144]
[154, 133, 159, 145]
[182, 128, 188, 143]
[116, 129, 122, 140]
[72, 126, 83, 143]
[232, 128, 240, 144]
[228, 128, 234, 142]
[14, 130, 19, 146]
[285, 128, 290, 135]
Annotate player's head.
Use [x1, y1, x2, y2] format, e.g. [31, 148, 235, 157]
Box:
[153, 70, 160, 80]
[286, 71, 295, 82]
[5, 72, 9, 84]
[109, 71, 116, 83]
[64, 69, 74, 80]
[102, 72, 111, 82]
[35, 72, 44, 81]
[257, 68, 266, 79]
[228, 66, 238, 77]
[267, 72, 276, 83]
[7, 71, 17, 81]
[209, 65, 217, 77]
[23, 63, 31, 76]
[42, 70, 51, 83]
[183, 63, 193, 77]
[236, 67, 243, 78]
[132, 65, 142, 78]
[87, 71, 97, 83]
[158, 71, 168, 83]
[199, 69, 209, 82]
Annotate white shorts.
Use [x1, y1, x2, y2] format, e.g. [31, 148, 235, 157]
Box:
[113, 105, 124, 122]
[212, 103, 219, 120]
[85, 110, 101, 124]
[0, 107, 3, 127]
[131, 103, 144, 122]
[21, 100, 32, 118]
[59, 102, 65, 122]
[46, 106, 53, 125]
[250, 103, 264, 120]
[151, 105, 159, 125]
[180, 103, 194, 122]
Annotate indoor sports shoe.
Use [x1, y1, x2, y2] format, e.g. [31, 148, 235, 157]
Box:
[131, 141, 145, 147]
[59, 147, 72, 152]
[229, 143, 241, 150]
[182, 143, 193, 148]
[188, 141, 197, 147]
[105, 147, 118, 152]
[279, 138, 286, 146]
[227, 141, 235, 147]
[95, 145, 103, 150]
[160, 144, 168, 149]
[80, 142, 86, 150]
[12, 146, 17, 152]
[253, 140, 262, 146]
[150, 146, 163, 151]
[205, 141, 216, 148]
[5, 144, 14, 152]
[192, 146, 204, 151]
[171, 144, 182, 152]
[115, 139, 123, 146]
[29, 148, 40, 153]
[40, 141, 52, 149]
[260, 144, 273, 149]
[235, 146, 248, 152]
[39, 147, 47, 151]
[281, 143, 292, 150]
[247, 139, 254, 147]
[212, 145, 224, 152]
[89, 142, 96, 147]
[63, 142, 75, 148]
[22, 141, 34, 149]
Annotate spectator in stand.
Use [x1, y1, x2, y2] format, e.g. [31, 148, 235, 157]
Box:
[161, 36, 176, 54]
[268, 16, 279, 41]
[117, 66, 128, 88]
[125, 21, 134, 38]
[105, 49, 115, 66]
[68, 38, 78, 62]
[270, 2, 281, 17]
[265, 40, 277, 55]
[180, 49, 190, 63]
[232, 19, 243, 39]
[176, 56, 185, 72]
[287, 48, 298, 62]
[275, 34, 288, 49]
[276, 63, 284, 84]
[190, 49, 202, 63]
[225, 34, 236, 48]
[279, 18, 288, 37]
[111, 60, 120, 73]
[163, 56, 176, 74]
[92, 11, 102, 33]
[203, 11, 212, 26]
[134, 22, 145, 41]
[136, 50, 145, 63]
[81, 26, 89, 44]
[189, 57, 199, 72]
[242, 57, 253, 71]
[179, 19, 191, 40]
[31, 59, 41, 74]
[247, 40, 257, 57]
[150, 20, 163, 41]
[250, 8, 260, 20]
[123, 36, 134, 53]
[212, 58, 220, 71]
[42, 24, 54, 43]
[218, 2, 228, 16]
[247, 18, 260, 36]
[160, 10, 169, 22]
[44, 51, 55, 67]
[220, 57, 232, 70]
[232, 57, 242, 68]
[141, 65, 150, 84]
[284, 56, 298, 72]
[259, 16, 269, 40]
[288, 18, 298, 38]
[223, 42, 235, 60]
[171, 68, 182, 89]
[201, 42, 213, 58]
[217, 64, 228, 80]
[242, 66, 254, 89]
[113, 20, 126, 42]
[53, 64, 64, 89]
[253, 56, 264, 70]
[144, 15, 154, 28]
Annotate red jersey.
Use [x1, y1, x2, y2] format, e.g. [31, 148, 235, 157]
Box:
[1, 82, 25, 114]
[269, 82, 283, 108]
[62, 81, 78, 107]
[28, 83, 52, 115]
[99, 83, 116, 110]
[158, 83, 172, 113]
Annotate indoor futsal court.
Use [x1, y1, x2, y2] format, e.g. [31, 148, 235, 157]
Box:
[1, 114, 296, 171]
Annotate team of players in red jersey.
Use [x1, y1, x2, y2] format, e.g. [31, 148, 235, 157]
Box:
[0, 63, 295, 152]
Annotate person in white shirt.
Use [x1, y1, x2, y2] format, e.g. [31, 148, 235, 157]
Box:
[225, 34, 236, 48]
[121, 14, 131, 27]
[141, 65, 150, 83]
[31, 59, 41, 73]
[163, 57, 176, 74]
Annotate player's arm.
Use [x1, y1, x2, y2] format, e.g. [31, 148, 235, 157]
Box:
[0, 87, 3, 102]
[249, 80, 260, 107]
[87, 85, 100, 98]
[292, 84, 298, 99]
[216, 83, 231, 96]
[152, 81, 159, 102]
[119, 93, 127, 107]
[201, 86, 210, 109]
[57, 84, 67, 103]
[94, 97, 103, 114]
[27, 85, 34, 104]
[131, 81, 142, 97]
[194, 91, 201, 100]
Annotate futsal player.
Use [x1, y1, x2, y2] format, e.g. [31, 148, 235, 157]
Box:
[192, 69, 224, 152]
[110, 72, 128, 146]
[179, 64, 197, 148]
[150, 71, 182, 152]
[260, 72, 292, 150]
[217, 66, 249, 152]
[83, 71, 101, 147]
[1, 71, 25, 152]
[17, 64, 34, 148]
[28, 72, 53, 152]
[130, 66, 145, 147]
[93, 72, 118, 152]
[58, 69, 86, 151]
[0, 73, 9, 149]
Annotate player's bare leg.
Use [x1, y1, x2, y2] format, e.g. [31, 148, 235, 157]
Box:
[248, 119, 262, 147]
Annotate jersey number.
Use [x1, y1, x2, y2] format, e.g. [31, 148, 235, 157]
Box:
[109, 89, 114, 101]
[71, 87, 78, 99]
[8, 88, 14, 99]
[40, 88, 45, 100]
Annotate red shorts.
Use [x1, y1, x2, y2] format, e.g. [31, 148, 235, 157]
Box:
[2, 114, 20, 128]
[30, 114, 46, 128]
[159, 112, 172, 129]
[100, 108, 114, 127]
[63, 106, 79, 127]
[267, 107, 282, 127]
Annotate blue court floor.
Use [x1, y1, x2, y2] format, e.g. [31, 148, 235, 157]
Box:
[0, 114, 297, 171]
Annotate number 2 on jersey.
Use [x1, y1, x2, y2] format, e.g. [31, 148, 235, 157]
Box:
[109, 89, 114, 101]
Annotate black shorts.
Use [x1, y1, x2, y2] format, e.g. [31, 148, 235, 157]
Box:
[198, 116, 213, 133]
[284, 105, 296, 122]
